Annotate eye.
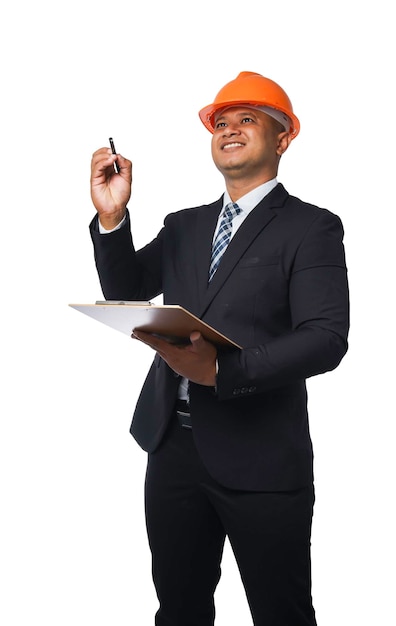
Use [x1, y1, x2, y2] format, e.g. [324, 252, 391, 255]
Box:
[215, 121, 227, 130]
[241, 116, 254, 124]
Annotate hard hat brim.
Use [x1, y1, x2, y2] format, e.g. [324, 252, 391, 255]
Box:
[199, 100, 300, 139]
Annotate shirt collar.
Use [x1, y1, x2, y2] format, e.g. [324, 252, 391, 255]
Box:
[223, 178, 278, 215]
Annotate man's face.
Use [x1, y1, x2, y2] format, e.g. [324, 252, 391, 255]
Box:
[210, 106, 290, 182]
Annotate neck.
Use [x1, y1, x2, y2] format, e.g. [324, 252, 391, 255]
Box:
[225, 173, 276, 203]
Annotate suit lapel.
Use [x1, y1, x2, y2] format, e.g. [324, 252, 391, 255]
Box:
[198, 184, 288, 318]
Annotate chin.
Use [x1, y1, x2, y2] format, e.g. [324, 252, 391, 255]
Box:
[215, 156, 246, 171]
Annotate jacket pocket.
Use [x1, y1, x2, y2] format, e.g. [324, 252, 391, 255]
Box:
[238, 255, 280, 268]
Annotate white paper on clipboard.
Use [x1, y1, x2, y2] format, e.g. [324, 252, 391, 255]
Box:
[69, 302, 241, 349]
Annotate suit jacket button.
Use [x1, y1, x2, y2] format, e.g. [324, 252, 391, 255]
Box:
[241, 387, 248, 394]
[233, 389, 240, 395]
[248, 386, 256, 393]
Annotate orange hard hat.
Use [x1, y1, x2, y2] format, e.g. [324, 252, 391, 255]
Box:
[199, 71, 300, 139]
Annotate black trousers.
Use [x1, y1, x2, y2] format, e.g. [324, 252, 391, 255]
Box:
[145, 416, 317, 626]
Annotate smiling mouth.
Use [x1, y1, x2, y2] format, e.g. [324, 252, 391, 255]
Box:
[222, 142, 244, 150]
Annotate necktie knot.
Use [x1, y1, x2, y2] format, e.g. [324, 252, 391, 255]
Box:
[223, 202, 242, 222]
[208, 202, 242, 282]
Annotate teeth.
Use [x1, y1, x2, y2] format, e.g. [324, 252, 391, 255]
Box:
[223, 142, 243, 149]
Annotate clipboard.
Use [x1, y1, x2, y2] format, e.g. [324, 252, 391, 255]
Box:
[69, 302, 241, 349]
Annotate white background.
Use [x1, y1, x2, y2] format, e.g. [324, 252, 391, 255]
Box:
[1, 1, 395, 624]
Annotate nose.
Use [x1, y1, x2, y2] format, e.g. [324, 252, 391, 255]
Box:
[222, 121, 241, 137]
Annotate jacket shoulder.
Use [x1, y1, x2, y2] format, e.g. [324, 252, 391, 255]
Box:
[164, 197, 223, 222]
[284, 192, 343, 224]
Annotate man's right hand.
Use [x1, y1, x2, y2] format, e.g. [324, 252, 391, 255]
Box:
[90, 147, 132, 230]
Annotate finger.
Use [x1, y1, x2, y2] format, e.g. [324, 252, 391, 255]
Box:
[91, 147, 112, 159]
[132, 331, 171, 360]
[189, 332, 216, 362]
[91, 147, 114, 169]
[90, 153, 118, 179]
[115, 154, 133, 180]
[189, 331, 204, 348]
[132, 330, 162, 349]
[132, 329, 149, 342]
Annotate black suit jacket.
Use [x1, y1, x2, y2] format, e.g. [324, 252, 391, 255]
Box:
[90, 184, 349, 491]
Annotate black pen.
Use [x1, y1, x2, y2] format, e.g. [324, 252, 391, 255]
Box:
[109, 137, 120, 173]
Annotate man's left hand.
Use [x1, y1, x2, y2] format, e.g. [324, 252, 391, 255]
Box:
[132, 330, 217, 386]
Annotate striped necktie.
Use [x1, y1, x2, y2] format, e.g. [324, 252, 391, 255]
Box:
[208, 202, 242, 282]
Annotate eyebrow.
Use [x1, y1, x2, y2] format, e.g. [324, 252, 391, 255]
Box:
[215, 110, 258, 123]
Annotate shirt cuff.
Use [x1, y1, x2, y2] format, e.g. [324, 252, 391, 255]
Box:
[214, 358, 219, 393]
[98, 215, 127, 234]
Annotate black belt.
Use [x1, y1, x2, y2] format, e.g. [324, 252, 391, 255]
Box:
[176, 400, 192, 429]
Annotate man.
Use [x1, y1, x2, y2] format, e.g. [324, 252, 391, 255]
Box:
[89, 71, 349, 625]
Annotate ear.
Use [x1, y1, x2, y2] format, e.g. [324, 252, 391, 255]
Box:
[276, 131, 292, 156]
